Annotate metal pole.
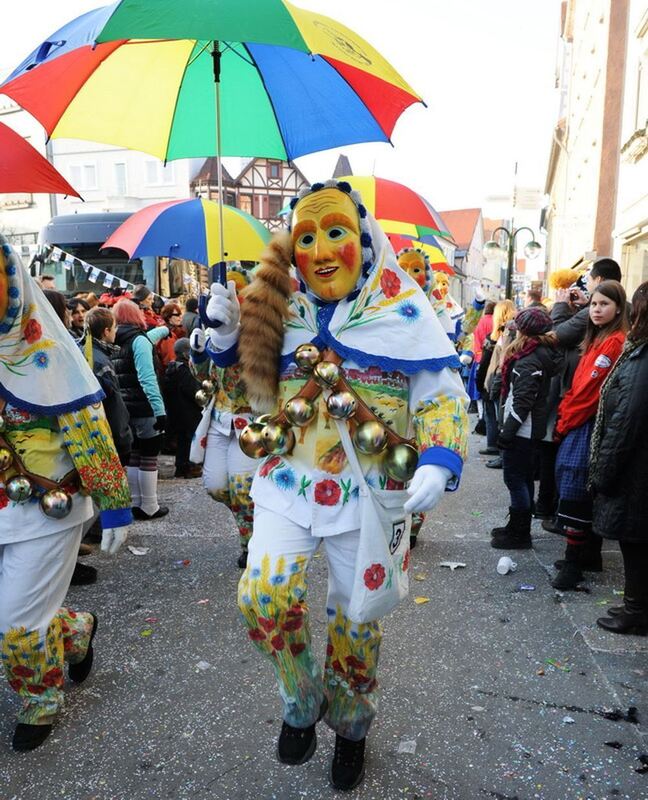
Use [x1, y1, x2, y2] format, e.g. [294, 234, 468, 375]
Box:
[505, 230, 515, 300]
[212, 42, 226, 284]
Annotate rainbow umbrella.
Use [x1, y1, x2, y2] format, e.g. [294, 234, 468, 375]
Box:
[386, 233, 455, 276]
[336, 175, 452, 242]
[0, 120, 80, 198]
[102, 198, 271, 265]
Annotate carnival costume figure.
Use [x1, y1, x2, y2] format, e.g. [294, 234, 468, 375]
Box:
[200, 182, 468, 791]
[0, 236, 131, 751]
[190, 265, 257, 568]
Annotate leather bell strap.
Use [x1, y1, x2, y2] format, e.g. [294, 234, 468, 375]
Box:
[0, 398, 79, 492]
[272, 348, 415, 449]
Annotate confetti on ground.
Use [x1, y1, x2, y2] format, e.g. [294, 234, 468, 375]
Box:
[144, 617, 158, 623]
[515, 583, 536, 592]
[470, 511, 483, 517]
[195, 660, 211, 671]
[127, 546, 150, 556]
[140, 628, 153, 637]
[173, 559, 192, 568]
[546, 658, 571, 672]
[196, 599, 210, 605]
[536, 668, 545, 676]
[414, 596, 430, 605]
[612, 589, 625, 596]
[414, 574, 427, 581]
[439, 561, 466, 571]
[397, 738, 417, 754]
[562, 716, 575, 724]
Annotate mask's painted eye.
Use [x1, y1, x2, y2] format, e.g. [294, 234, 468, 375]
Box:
[297, 232, 315, 248]
[327, 226, 347, 241]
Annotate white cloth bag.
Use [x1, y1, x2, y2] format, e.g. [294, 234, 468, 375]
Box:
[332, 416, 411, 624]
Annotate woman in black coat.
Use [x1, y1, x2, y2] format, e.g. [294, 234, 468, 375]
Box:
[590, 281, 648, 635]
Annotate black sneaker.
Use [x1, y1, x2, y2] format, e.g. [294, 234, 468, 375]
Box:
[330, 734, 366, 791]
[12, 723, 52, 752]
[132, 506, 169, 521]
[237, 550, 248, 569]
[485, 457, 503, 469]
[70, 562, 98, 586]
[68, 614, 98, 684]
[277, 698, 328, 765]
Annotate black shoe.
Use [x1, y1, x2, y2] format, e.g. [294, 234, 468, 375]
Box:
[551, 561, 583, 590]
[491, 509, 532, 549]
[409, 535, 418, 550]
[485, 457, 503, 469]
[70, 562, 98, 586]
[597, 612, 648, 636]
[490, 506, 515, 538]
[541, 517, 563, 535]
[132, 506, 169, 521]
[468, 399, 478, 414]
[12, 723, 52, 752]
[237, 550, 248, 569]
[68, 614, 98, 684]
[473, 419, 486, 436]
[554, 555, 602, 572]
[277, 698, 328, 765]
[83, 518, 102, 544]
[330, 735, 366, 791]
[533, 503, 555, 520]
[606, 605, 625, 617]
[479, 447, 499, 456]
[174, 468, 189, 478]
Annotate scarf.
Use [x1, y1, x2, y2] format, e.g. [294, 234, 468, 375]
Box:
[0, 234, 103, 415]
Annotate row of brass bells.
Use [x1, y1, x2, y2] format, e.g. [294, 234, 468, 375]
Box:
[40, 488, 73, 519]
[6, 475, 33, 503]
[295, 343, 322, 372]
[284, 397, 316, 427]
[195, 379, 216, 408]
[0, 446, 13, 472]
[383, 443, 419, 483]
[240, 414, 295, 459]
[326, 390, 356, 420]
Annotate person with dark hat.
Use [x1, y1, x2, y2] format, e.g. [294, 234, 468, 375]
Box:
[490, 306, 563, 549]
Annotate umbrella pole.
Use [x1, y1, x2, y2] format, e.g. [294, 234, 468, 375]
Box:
[212, 41, 226, 287]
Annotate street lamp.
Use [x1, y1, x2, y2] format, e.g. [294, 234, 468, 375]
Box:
[483, 226, 542, 300]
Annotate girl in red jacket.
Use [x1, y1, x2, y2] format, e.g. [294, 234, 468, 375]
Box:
[553, 281, 628, 590]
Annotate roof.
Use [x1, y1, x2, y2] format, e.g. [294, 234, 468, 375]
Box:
[439, 208, 482, 250]
[192, 158, 235, 186]
[332, 155, 353, 179]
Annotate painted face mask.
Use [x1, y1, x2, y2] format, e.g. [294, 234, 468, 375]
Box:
[433, 271, 449, 300]
[291, 188, 362, 301]
[397, 248, 431, 293]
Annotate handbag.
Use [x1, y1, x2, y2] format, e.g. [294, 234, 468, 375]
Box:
[331, 410, 410, 624]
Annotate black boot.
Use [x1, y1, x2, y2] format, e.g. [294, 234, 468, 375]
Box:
[68, 614, 98, 684]
[237, 549, 248, 569]
[12, 723, 52, 751]
[597, 600, 648, 636]
[552, 544, 583, 590]
[70, 561, 98, 586]
[542, 517, 564, 535]
[490, 507, 514, 537]
[330, 735, 366, 791]
[554, 535, 602, 572]
[491, 509, 532, 550]
[277, 698, 327, 765]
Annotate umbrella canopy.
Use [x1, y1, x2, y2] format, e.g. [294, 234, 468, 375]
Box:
[2, 3, 422, 162]
[0, 121, 80, 197]
[336, 175, 452, 242]
[386, 233, 455, 276]
[102, 198, 271, 265]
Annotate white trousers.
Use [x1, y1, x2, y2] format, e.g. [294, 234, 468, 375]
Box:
[202, 422, 258, 494]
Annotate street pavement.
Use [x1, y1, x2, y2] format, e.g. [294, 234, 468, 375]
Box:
[1, 425, 647, 800]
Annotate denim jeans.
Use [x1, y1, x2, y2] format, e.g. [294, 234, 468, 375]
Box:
[483, 397, 499, 449]
[502, 437, 536, 511]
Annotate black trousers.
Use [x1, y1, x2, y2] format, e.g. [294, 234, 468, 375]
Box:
[175, 430, 193, 474]
[620, 541, 648, 608]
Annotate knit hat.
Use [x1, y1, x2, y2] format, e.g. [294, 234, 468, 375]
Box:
[514, 306, 552, 336]
[173, 337, 191, 358]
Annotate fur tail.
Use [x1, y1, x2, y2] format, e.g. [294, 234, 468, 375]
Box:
[239, 232, 293, 413]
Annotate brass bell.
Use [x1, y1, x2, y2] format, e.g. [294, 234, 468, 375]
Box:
[201, 379, 216, 394]
[261, 422, 296, 456]
[313, 361, 341, 388]
[295, 343, 322, 372]
[239, 423, 268, 459]
[40, 489, 72, 519]
[326, 391, 357, 420]
[5, 475, 33, 503]
[0, 414, 5, 432]
[195, 389, 212, 408]
[284, 397, 316, 427]
[0, 447, 13, 472]
[353, 420, 388, 455]
[384, 443, 419, 482]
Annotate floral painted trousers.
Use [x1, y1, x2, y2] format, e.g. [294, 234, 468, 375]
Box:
[0, 524, 94, 724]
[238, 506, 381, 742]
[202, 424, 256, 550]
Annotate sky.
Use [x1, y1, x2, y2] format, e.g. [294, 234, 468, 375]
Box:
[0, 0, 562, 215]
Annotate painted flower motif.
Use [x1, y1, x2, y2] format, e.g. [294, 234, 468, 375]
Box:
[257, 617, 275, 633]
[26, 684, 47, 695]
[8, 678, 23, 692]
[12, 664, 35, 678]
[314, 479, 341, 506]
[270, 574, 286, 585]
[0, 490, 8, 510]
[234, 417, 248, 430]
[23, 319, 42, 344]
[345, 655, 367, 670]
[397, 301, 420, 323]
[289, 642, 306, 657]
[402, 549, 410, 572]
[281, 616, 303, 633]
[32, 351, 49, 369]
[270, 634, 285, 651]
[380, 269, 401, 299]
[42, 667, 64, 687]
[273, 467, 296, 492]
[259, 455, 282, 478]
[248, 628, 266, 641]
[363, 563, 386, 591]
[200, 436, 208, 449]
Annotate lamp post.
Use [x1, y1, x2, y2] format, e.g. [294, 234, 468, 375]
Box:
[483, 226, 542, 301]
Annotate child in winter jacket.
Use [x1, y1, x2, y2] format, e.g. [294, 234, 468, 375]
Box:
[163, 338, 202, 478]
[491, 306, 563, 549]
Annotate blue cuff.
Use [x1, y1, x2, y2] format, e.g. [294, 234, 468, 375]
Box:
[472, 298, 485, 311]
[191, 348, 209, 365]
[206, 341, 238, 368]
[462, 350, 474, 359]
[418, 446, 463, 491]
[100, 507, 133, 529]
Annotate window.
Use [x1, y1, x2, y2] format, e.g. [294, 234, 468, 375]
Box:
[69, 163, 97, 190]
[145, 160, 175, 185]
[268, 194, 283, 218]
[267, 161, 280, 178]
[114, 163, 127, 196]
[239, 194, 252, 214]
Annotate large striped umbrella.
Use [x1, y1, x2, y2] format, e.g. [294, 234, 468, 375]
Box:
[336, 175, 452, 242]
[102, 198, 271, 265]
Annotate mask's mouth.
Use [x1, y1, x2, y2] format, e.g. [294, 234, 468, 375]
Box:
[314, 265, 339, 278]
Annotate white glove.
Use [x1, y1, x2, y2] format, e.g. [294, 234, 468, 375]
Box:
[404, 465, 452, 514]
[459, 353, 473, 366]
[101, 526, 129, 555]
[190, 327, 206, 353]
[475, 286, 486, 303]
[206, 280, 240, 335]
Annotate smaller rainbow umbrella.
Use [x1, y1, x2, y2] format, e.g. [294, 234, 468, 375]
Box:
[387, 233, 455, 276]
[102, 198, 271, 266]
